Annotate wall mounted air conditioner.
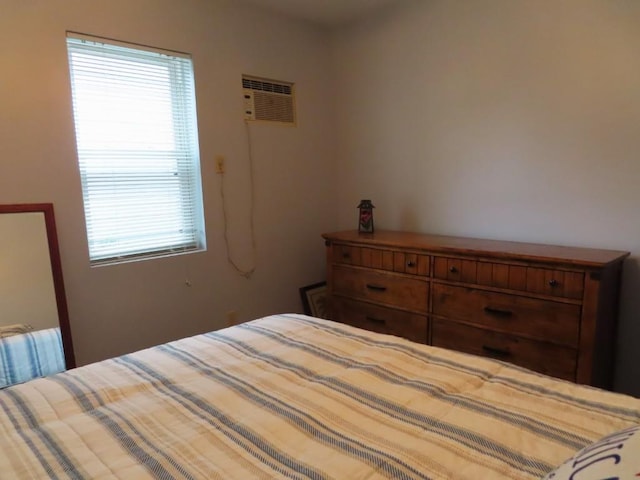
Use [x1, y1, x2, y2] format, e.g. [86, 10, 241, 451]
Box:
[242, 75, 296, 125]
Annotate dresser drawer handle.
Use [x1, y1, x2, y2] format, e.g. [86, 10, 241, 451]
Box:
[482, 345, 511, 357]
[483, 306, 513, 317]
[548, 279, 559, 287]
[449, 266, 458, 273]
[365, 316, 386, 325]
[407, 261, 416, 268]
[366, 284, 388, 292]
[342, 252, 351, 259]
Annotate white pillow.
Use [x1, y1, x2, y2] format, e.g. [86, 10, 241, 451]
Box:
[543, 425, 640, 479]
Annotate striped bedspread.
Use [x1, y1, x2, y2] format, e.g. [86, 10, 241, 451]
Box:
[0, 315, 639, 479]
[0, 327, 65, 389]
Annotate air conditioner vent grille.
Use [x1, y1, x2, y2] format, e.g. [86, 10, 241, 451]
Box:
[242, 78, 292, 95]
[253, 91, 294, 123]
[242, 75, 295, 125]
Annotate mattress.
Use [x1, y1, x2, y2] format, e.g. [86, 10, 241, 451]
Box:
[0, 314, 638, 479]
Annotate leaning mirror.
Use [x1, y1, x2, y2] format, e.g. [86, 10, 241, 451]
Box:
[0, 203, 75, 388]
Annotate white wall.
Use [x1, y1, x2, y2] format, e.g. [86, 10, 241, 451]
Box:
[331, 0, 640, 395]
[0, 0, 337, 364]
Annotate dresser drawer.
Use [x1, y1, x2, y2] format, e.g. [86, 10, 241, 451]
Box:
[334, 243, 429, 276]
[332, 265, 428, 313]
[333, 244, 364, 266]
[433, 257, 584, 299]
[431, 319, 577, 381]
[330, 297, 428, 343]
[432, 283, 580, 347]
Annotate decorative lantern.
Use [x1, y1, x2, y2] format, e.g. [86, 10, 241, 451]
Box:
[357, 200, 375, 233]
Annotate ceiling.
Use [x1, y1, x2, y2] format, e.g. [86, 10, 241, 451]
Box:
[240, 0, 402, 28]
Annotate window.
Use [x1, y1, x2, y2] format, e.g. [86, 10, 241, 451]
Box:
[66, 33, 205, 265]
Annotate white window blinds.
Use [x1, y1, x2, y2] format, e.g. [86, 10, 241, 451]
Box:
[66, 34, 205, 264]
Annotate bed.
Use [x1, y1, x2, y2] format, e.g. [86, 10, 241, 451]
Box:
[1, 314, 638, 479]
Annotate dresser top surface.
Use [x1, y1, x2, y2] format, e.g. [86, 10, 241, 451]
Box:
[322, 230, 630, 268]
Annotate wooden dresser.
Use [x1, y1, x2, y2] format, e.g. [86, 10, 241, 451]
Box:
[322, 230, 629, 389]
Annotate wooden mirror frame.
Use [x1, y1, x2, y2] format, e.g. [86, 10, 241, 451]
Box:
[0, 203, 76, 368]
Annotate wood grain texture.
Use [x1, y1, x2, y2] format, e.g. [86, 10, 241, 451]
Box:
[332, 264, 428, 314]
[322, 230, 629, 268]
[431, 319, 577, 381]
[331, 296, 428, 344]
[431, 283, 581, 347]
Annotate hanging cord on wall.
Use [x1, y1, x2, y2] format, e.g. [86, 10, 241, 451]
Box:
[219, 120, 257, 279]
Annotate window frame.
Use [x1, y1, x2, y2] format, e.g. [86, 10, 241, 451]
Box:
[66, 33, 206, 265]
